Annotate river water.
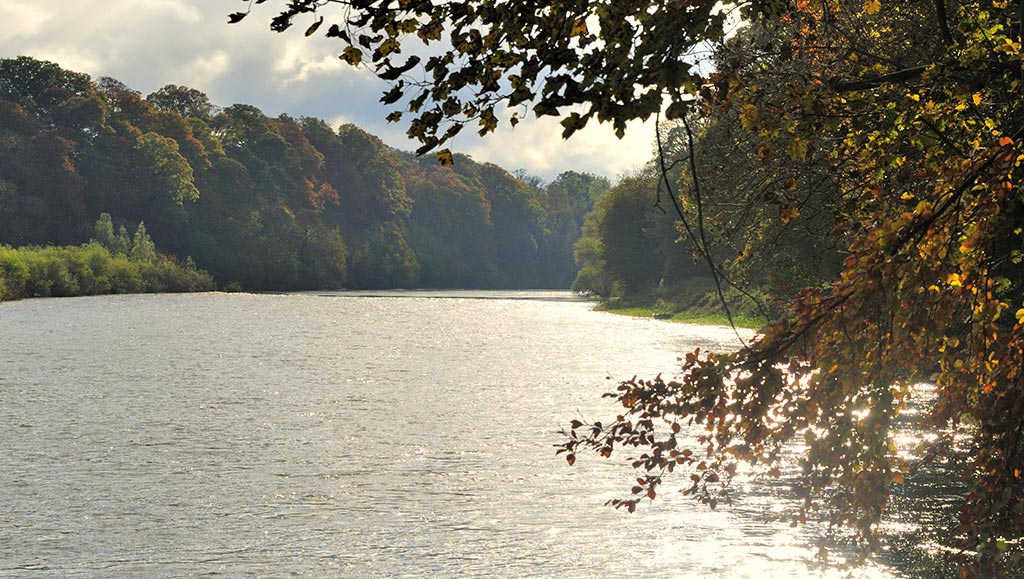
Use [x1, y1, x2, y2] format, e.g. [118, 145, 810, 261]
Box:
[0, 291, 922, 577]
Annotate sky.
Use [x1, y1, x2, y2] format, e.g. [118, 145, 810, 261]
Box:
[0, 0, 657, 182]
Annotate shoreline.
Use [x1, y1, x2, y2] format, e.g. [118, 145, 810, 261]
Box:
[594, 303, 765, 331]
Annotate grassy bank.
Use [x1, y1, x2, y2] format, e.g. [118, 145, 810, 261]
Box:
[594, 302, 766, 330]
[587, 277, 771, 330]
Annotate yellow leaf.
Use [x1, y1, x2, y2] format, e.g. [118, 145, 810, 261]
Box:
[570, 18, 589, 37]
[863, 0, 881, 14]
[973, 92, 983, 106]
[892, 472, 904, 484]
[787, 136, 809, 160]
[435, 149, 454, 167]
[378, 38, 401, 57]
[340, 46, 363, 66]
[947, 273, 962, 287]
[739, 103, 759, 131]
[1016, 307, 1024, 324]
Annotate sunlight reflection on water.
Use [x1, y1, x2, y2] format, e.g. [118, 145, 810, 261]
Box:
[0, 291, 939, 577]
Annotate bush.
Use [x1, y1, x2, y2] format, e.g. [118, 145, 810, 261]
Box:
[0, 243, 215, 301]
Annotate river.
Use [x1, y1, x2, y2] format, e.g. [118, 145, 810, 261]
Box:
[0, 291, 931, 577]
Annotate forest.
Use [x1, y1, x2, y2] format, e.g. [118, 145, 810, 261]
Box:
[0, 56, 610, 299]
[237, 0, 1024, 575]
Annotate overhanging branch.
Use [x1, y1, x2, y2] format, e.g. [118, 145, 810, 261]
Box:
[828, 65, 928, 92]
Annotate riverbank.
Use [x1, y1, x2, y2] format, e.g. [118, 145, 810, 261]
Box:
[595, 302, 766, 330]
[580, 276, 773, 331]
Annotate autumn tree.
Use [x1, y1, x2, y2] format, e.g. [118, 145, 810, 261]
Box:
[241, 0, 1024, 574]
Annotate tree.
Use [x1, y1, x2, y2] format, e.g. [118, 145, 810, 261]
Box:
[0, 56, 92, 112]
[115, 226, 131, 256]
[93, 212, 132, 255]
[244, 1, 1024, 574]
[593, 170, 665, 297]
[540, 171, 610, 286]
[146, 84, 216, 119]
[349, 221, 420, 288]
[130, 222, 157, 262]
[0, 55, 592, 295]
[93, 212, 117, 252]
[572, 168, 703, 299]
[134, 132, 200, 206]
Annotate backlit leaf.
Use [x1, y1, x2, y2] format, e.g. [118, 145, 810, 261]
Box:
[435, 148, 454, 166]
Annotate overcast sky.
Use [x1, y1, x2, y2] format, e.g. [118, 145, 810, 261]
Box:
[0, 0, 657, 182]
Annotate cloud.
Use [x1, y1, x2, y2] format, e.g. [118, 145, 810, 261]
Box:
[0, 0, 656, 182]
[460, 113, 656, 182]
[0, 1, 52, 41]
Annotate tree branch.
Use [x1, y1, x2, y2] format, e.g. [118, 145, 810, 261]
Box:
[828, 65, 928, 92]
[934, 0, 954, 47]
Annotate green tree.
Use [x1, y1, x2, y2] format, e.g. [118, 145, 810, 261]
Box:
[93, 212, 117, 252]
[540, 171, 610, 287]
[350, 222, 420, 289]
[146, 84, 216, 119]
[571, 200, 612, 297]
[130, 222, 157, 262]
[0, 56, 92, 113]
[405, 159, 496, 288]
[572, 169, 702, 299]
[134, 132, 200, 205]
[116, 225, 131, 257]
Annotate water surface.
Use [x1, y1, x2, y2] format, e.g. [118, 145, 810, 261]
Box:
[0, 291, 903, 577]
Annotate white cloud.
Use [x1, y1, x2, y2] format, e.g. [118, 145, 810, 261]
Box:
[178, 50, 231, 90]
[272, 39, 350, 85]
[0, 1, 52, 42]
[460, 113, 655, 181]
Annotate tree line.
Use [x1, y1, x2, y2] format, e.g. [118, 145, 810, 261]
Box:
[0, 56, 610, 297]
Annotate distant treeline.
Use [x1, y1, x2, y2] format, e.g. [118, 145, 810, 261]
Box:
[0, 56, 610, 294]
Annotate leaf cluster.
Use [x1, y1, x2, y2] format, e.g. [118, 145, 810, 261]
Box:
[235, 0, 764, 155]
[560, 1, 1024, 575]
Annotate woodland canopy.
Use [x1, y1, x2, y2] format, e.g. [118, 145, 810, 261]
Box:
[0, 56, 610, 296]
